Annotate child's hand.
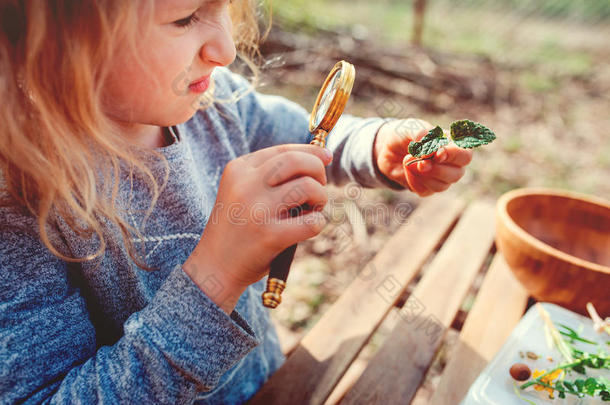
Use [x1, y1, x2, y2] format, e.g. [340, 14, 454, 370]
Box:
[374, 118, 473, 197]
[183, 144, 332, 312]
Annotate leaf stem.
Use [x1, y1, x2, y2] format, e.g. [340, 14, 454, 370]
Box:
[405, 155, 435, 167]
[527, 379, 568, 393]
[559, 323, 598, 345]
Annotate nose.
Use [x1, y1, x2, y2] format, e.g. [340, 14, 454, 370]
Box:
[199, 15, 237, 67]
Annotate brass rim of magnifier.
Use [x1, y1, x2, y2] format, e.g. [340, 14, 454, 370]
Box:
[309, 60, 355, 134]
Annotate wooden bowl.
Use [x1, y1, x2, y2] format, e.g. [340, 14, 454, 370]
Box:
[496, 188, 610, 316]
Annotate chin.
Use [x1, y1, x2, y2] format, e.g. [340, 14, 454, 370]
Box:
[184, 95, 214, 119]
[159, 92, 214, 126]
[168, 105, 200, 126]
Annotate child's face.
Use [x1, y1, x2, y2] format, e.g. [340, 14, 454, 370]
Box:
[102, 0, 236, 132]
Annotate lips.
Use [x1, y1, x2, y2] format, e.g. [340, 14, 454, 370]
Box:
[188, 74, 211, 93]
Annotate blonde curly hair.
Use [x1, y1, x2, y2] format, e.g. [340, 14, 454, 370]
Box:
[0, 0, 269, 270]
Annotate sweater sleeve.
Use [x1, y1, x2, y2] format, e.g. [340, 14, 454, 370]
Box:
[0, 226, 259, 404]
[214, 68, 406, 190]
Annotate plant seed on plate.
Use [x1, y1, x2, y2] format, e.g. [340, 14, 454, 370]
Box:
[510, 363, 531, 381]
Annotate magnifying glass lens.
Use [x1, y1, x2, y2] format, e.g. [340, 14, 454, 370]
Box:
[313, 71, 340, 128]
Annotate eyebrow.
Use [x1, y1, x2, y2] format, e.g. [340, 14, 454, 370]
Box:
[167, 0, 214, 13]
[158, 0, 226, 20]
[158, 0, 196, 15]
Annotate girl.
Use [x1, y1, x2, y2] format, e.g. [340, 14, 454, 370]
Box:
[0, 0, 472, 403]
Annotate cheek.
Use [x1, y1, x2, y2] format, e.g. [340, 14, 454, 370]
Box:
[104, 53, 144, 104]
[143, 39, 197, 97]
[100, 28, 201, 122]
[102, 51, 170, 117]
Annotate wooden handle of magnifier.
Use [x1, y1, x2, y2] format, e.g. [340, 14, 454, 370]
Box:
[261, 229, 299, 308]
[262, 132, 328, 308]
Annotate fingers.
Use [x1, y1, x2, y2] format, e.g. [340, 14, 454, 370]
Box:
[272, 176, 329, 242]
[413, 161, 465, 183]
[435, 144, 473, 167]
[272, 176, 328, 217]
[404, 148, 468, 196]
[240, 144, 333, 168]
[405, 169, 434, 197]
[406, 169, 451, 195]
[275, 210, 328, 243]
[259, 151, 328, 188]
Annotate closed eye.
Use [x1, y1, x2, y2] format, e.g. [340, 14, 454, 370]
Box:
[173, 12, 200, 28]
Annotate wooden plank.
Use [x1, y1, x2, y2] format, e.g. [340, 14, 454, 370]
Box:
[324, 308, 404, 405]
[340, 202, 496, 405]
[248, 195, 465, 405]
[324, 358, 367, 405]
[429, 254, 529, 405]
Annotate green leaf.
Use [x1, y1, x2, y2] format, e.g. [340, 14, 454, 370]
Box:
[564, 381, 576, 393]
[573, 364, 587, 374]
[408, 126, 449, 158]
[585, 377, 599, 396]
[450, 119, 496, 149]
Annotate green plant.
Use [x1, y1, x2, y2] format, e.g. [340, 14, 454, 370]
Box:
[406, 119, 496, 165]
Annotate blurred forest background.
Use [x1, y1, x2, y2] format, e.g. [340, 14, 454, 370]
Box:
[246, 1, 609, 400]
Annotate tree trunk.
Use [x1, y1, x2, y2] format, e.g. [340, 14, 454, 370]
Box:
[413, 0, 427, 46]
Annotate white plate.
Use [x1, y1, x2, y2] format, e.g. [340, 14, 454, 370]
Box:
[461, 303, 609, 405]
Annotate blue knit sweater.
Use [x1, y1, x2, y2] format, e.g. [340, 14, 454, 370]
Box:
[0, 67, 403, 404]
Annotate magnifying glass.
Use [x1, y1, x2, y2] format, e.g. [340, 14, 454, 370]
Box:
[262, 60, 356, 309]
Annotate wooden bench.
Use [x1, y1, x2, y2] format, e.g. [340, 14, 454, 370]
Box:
[248, 195, 530, 405]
